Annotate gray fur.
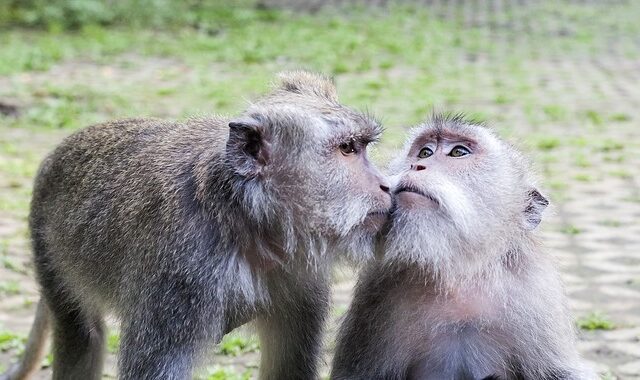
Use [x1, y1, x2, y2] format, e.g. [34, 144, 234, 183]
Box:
[4, 71, 391, 380]
[332, 115, 597, 380]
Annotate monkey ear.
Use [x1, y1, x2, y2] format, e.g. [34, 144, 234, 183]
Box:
[226, 117, 271, 177]
[523, 189, 549, 230]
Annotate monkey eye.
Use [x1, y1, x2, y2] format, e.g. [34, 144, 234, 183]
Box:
[449, 145, 471, 157]
[417, 147, 433, 159]
[339, 139, 358, 156]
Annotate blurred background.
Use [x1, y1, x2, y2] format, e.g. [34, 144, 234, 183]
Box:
[0, 0, 639, 379]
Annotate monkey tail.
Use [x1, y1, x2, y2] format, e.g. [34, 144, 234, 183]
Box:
[0, 298, 51, 380]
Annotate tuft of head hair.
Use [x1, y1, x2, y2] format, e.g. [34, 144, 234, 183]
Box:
[275, 71, 338, 101]
[426, 112, 489, 137]
[430, 111, 485, 126]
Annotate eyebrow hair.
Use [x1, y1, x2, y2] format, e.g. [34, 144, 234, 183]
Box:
[328, 117, 383, 142]
[329, 129, 381, 147]
[359, 127, 382, 144]
[409, 130, 478, 153]
[439, 134, 477, 146]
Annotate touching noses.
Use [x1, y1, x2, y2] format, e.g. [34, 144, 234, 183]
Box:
[368, 164, 391, 195]
[411, 164, 426, 171]
[375, 173, 391, 196]
[373, 173, 392, 209]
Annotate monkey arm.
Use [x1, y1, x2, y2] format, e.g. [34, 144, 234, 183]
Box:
[256, 268, 330, 380]
[331, 264, 412, 380]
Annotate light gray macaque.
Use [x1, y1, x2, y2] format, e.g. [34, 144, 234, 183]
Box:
[1, 71, 392, 380]
[332, 115, 596, 380]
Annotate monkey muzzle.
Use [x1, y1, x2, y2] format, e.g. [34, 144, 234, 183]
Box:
[363, 209, 390, 231]
[394, 183, 440, 209]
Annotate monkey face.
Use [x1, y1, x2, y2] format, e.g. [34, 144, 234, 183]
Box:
[271, 108, 393, 250]
[314, 113, 393, 236]
[383, 115, 548, 278]
[225, 73, 392, 259]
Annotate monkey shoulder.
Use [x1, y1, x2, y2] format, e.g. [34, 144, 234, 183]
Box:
[37, 117, 231, 193]
[52, 117, 228, 160]
[31, 117, 236, 256]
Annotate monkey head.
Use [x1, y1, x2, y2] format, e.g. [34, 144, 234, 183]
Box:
[383, 114, 549, 282]
[225, 71, 391, 261]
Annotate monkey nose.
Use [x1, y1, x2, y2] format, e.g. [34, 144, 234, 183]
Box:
[411, 164, 426, 171]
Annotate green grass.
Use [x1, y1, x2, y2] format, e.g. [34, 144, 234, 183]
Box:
[583, 109, 604, 126]
[573, 173, 592, 182]
[609, 170, 633, 179]
[603, 154, 625, 163]
[577, 312, 616, 331]
[534, 137, 561, 151]
[0, 330, 26, 352]
[542, 105, 568, 122]
[610, 113, 631, 122]
[1, 256, 27, 274]
[43, 352, 53, 368]
[493, 94, 512, 105]
[598, 220, 622, 228]
[0, 7, 470, 78]
[332, 305, 348, 317]
[0, 281, 21, 296]
[622, 195, 640, 204]
[600, 371, 617, 380]
[546, 180, 568, 191]
[598, 139, 624, 153]
[201, 366, 253, 380]
[217, 333, 259, 357]
[107, 331, 120, 353]
[573, 154, 592, 168]
[561, 225, 582, 235]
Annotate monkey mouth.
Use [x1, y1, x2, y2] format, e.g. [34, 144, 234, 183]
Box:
[363, 210, 390, 231]
[365, 209, 390, 220]
[394, 185, 440, 205]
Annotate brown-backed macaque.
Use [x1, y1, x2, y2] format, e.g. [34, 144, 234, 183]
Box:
[0, 71, 392, 380]
[331, 115, 597, 380]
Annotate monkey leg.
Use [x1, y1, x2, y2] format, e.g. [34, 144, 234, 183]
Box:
[256, 271, 330, 380]
[39, 279, 105, 380]
[49, 307, 105, 380]
[118, 319, 201, 380]
[33, 242, 105, 380]
[117, 280, 224, 380]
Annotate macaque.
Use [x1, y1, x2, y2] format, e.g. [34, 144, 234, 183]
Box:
[332, 115, 596, 380]
[2, 71, 391, 380]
